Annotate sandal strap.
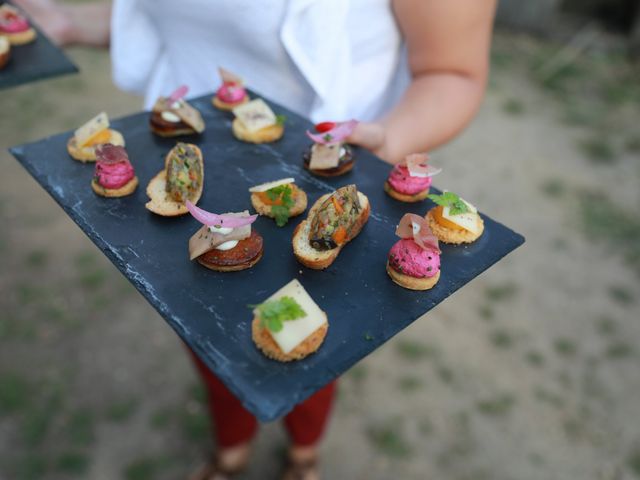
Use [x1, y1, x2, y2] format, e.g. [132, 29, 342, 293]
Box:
[285, 456, 318, 480]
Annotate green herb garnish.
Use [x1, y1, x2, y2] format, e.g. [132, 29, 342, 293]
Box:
[323, 133, 333, 142]
[427, 192, 469, 216]
[276, 114, 287, 126]
[251, 296, 306, 333]
[266, 184, 295, 227]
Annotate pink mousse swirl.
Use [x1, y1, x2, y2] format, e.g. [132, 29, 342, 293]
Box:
[216, 82, 247, 104]
[0, 12, 30, 33]
[387, 164, 432, 195]
[95, 160, 135, 190]
[388, 239, 440, 279]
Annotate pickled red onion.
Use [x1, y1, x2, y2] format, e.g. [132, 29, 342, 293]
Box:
[306, 120, 358, 145]
[169, 85, 189, 103]
[186, 201, 258, 228]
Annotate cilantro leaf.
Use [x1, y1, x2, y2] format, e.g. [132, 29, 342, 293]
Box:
[266, 185, 294, 227]
[276, 114, 287, 126]
[427, 192, 469, 215]
[251, 296, 307, 333]
[323, 133, 333, 142]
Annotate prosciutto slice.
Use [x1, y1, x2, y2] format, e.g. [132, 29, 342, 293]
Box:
[305, 120, 358, 145]
[404, 153, 441, 178]
[95, 144, 129, 164]
[395, 213, 440, 253]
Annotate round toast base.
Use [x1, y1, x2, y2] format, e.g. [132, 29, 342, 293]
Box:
[5, 28, 36, 45]
[384, 181, 429, 203]
[425, 209, 484, 244]
[91, 176, 138, 198]
[232, 118, 284, 144]
[196, 248, 263, 272]
[386, 262, 440, 290]
[252, 315, 328, 362]
[67, 130, 125, 162]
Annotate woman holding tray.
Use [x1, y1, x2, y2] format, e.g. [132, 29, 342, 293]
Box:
[18, 0, 497, 478]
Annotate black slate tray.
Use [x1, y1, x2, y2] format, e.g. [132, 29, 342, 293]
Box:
[0, 5, 78, 90]
[9, 92, 524, 421]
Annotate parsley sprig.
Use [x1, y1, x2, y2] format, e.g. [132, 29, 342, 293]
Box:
[251, 296, 306, 333]
[276, 114, 287, 126]
[427, 192, 469, 216]
[266, 184, 295, 227]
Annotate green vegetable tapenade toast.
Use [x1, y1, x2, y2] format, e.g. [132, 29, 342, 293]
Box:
[292, 184, 370, 270]
[145, 143, 204, 216]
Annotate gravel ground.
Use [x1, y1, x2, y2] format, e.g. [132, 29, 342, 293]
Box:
[1, 31, 639, 480]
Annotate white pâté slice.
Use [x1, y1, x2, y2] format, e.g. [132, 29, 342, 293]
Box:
[75, 112, 109, 147]
[233, 99, 277, 133]
[442, 198, 480, 234]
[257, 279, 327, 355]
[248, 178, 295, 193]
[309, 143, 341, 170]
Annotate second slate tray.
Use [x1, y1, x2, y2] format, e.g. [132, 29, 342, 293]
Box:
[9, 91, 524, 421]
[0, 3, 78, 90]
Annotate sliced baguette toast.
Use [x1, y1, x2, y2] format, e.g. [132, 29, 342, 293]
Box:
[145, 144, 203, 217]
[292, 191, 370, 270]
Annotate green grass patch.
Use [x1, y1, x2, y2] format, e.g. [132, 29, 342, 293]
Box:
[436, 366, 455, 384]
[596, 316, 617, 336]
[490, 329, 514, 349]
[540, 179, 566, 198]
[15, 453, 48, 480]
[347, 364, 368, 384]
[0, 373, 31, 415]
[525, 350, 545, 367]
[24, 250, 49, 268]
[578, 137, 617, 164]
[149, 407, 175, 430]
[554, 338, 578, 357]
[105, 398, 138, 423]
[476, 394, 516, 416]
[180, 409, 209, 442]
[485, 283, 519, 302]
[625, 135, 640, 153]
[55, 452, 90, 475]
[397, 375, 423, 393]
[395, 340, 439, 361]
[65, 409, 95, 446]
[478, 304, 494, 321]
[502, 98, 525, 115]
[607, 285, 635, 306]
[628, 448, 640, 478]
[366, 421, 412, 458]
[123, 455, 174, 480]
[605, 342, 634, 359]
[578, 190, 640, 276]
[78, 269, 108, 291]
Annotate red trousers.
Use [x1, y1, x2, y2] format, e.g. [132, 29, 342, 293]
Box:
[191, 353, 337, 448]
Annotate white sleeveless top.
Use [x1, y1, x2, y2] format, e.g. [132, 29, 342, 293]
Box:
[111, 0, 410, 122]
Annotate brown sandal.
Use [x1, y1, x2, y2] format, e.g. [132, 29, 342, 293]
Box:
[282, 455, 320, 480]
[188, 458, 245, 480]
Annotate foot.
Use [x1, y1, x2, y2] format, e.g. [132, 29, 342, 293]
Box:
[282, 446, 320, 480]
[189, 443, 252, 480]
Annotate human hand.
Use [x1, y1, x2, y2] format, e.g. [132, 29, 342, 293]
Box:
[12, 0, 73, 46]
[346, 122, 393, 164]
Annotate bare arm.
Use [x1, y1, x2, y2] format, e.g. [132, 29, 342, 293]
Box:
[350, 0, 497, 164]
[12, 0, 111, 47]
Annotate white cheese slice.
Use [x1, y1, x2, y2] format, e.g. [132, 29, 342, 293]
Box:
[249, 178, 295, 193]
[256, 279, 327, 355]
[75, 112, 109, 147]
[442, 204, 481, 234]
[233, 99, 277, 133]
[309, 143, 341, 170]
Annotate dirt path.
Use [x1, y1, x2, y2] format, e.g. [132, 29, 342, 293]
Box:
[1, 34, 639, 480]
